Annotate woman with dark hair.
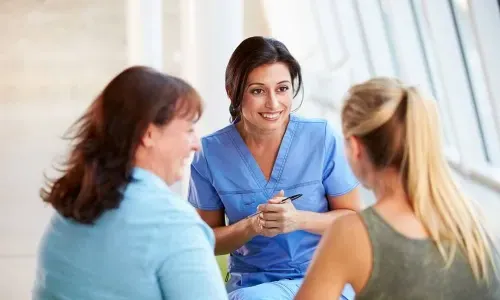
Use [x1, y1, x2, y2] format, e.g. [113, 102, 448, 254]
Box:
[33, 66, 228, 300]
[188, 36, 361, 299]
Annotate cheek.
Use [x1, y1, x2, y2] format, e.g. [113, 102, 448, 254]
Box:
[179, 135, 193, 154]
[240, 95, 262, 114]
[278, 93, 292, 107]
[160, 136, 186, 160]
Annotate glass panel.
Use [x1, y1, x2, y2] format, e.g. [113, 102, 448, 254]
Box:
[377, 0, 401, 76]
[354, 0, 397, 76]
[449, 0, 500, 165]
[409, 0, 458, 149]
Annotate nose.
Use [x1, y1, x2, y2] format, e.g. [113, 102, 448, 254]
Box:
[265, 92, 280, 110]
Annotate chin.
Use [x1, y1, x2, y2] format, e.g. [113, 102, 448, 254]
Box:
[174, 170, 185, 183]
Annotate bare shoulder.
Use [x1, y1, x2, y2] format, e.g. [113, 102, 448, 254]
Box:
[328, 212, 373, 291]
[319, 213, 369, 264]
[329, 212, 368, 243]
[296, 211, 373, 299]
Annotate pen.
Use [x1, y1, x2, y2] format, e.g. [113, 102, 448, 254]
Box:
[246, 193, 303, 219]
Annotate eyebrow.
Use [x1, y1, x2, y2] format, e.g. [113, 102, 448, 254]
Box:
[246, 80, 291, 88]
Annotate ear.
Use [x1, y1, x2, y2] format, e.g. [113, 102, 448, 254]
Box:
[141, 123, 158, 148]
[346, 136, 362, 160]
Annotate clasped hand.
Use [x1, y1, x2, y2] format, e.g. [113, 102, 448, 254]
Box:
[251, 190, 300, 237]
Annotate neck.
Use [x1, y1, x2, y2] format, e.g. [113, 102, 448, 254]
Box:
[237, 117, 289, 149]
[372, 168, 409, 205]
[134, 149, 173, 185]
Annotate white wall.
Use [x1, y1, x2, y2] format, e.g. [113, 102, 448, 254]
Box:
[0, 1, 127, 298]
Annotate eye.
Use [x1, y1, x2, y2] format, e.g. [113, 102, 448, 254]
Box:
[277, 86, 290, 93]
[250, 88, 265, 95]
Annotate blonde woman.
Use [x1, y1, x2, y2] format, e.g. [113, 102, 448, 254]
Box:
[296, 77, 499, 299]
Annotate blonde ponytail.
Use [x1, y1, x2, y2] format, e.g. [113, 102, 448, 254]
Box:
[404, 87, 494, 282]
[342, 77, 495, 283]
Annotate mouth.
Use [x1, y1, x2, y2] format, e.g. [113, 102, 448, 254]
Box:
[259, 111, 283, 121]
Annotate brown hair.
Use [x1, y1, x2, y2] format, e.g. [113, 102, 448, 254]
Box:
[341, 77, 494, 282]
[41, 66, 202, 224]
[225, 36, 303, 122]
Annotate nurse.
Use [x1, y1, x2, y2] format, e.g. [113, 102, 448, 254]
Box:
[188, 36, 361, 300]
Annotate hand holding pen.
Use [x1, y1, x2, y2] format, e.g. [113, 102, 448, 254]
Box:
[247, 193, 302, 218]
[250, 190, 303, 237]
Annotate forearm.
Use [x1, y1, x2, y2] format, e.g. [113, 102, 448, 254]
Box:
[213, 217, 257, 255]
[297, 209, 355, 235]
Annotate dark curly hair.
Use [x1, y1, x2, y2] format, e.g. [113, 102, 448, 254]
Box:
[40, 66, 202, 224]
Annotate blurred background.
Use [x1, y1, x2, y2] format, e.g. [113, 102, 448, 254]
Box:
[1, 0, 499, 298]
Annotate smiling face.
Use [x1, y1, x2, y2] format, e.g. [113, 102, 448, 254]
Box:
[239, 62, 293, 132]
[139, 117, 200, 185]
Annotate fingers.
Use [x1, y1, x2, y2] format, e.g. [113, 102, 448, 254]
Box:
[259, 219, 281, 229]
[274, 189, 285, 198]
[260, 227, 281, 237]
[259, 212, 281, 221]
[268, 198, 284, 204]
[258, 203, 287, 213]
[268, 190, 286, 204]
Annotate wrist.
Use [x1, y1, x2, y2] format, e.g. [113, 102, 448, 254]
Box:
[244, 216, 259, 238]
[295, 210, 308, 231]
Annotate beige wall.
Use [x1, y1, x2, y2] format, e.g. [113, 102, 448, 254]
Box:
[0, 1, 127, 298]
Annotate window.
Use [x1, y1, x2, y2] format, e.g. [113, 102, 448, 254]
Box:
[353, 0, 398, 77]
[448, 0, 500, 166]
[409, 0, 458, 149]
[376, 0, 401, 77]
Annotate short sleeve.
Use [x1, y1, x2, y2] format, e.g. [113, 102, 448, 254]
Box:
[188, 149, 224, 210]
[323, 121, 359, 196]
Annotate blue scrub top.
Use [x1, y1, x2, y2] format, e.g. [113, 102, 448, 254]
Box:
[188, 114, 358, 288]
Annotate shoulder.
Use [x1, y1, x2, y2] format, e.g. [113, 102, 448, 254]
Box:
[157, 192, 205, 223]
[320, 212, 371, 265]
[326, 212, 372, 281]
[200, 123, 235, 147]
[291, 114, 342, 139]
[330, 213, 369, 243]
[290, 115, 344, 155]
[122, 183, 203, 226]
[149, 192, 214, 242]
[145, 194, 216, 261]
[192, 123, 234, 168]
[291, 114, 328, 129]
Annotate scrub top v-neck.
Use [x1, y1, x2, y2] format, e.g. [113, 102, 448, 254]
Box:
[188, 114, 359, 288]
[227, 115, 297, 199]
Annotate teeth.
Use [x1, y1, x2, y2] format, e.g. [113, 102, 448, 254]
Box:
[261, 112, 280, 119]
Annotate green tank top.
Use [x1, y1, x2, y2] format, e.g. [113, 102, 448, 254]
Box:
[355, 207, 500, 300]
